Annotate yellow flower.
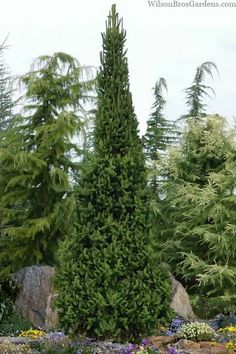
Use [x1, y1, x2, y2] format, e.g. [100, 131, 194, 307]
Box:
[19, 329, 46, 339]
[219, 326, 236, 333]
[226, 341, 234, 349]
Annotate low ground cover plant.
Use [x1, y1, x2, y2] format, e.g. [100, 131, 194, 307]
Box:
[20, 329, 46, 339]
[0, 340, 33, 353]
[176, 322, 215, 341]
[166, 316, 187, 335]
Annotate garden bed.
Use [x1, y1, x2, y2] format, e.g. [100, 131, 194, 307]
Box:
[2, 314, 236, 353]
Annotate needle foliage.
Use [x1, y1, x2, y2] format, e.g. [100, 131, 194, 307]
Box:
[55, 5, 171, 341]
[0, 52, 94, 275]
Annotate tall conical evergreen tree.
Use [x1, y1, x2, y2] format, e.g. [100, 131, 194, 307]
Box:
[0, 52, 94, 275]
[55, 5, 171, 341]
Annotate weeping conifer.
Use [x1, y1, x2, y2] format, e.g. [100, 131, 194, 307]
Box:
[183, 61, 218, 119]
[0, 52, 94, 275]
[55, 5, 171, 341]
[160, 115, 236, 316]
[143, 78, 178, 196]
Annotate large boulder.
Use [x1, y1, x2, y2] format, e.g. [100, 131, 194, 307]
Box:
[170, 275, 196, 320]
[14, 266, 58, 329]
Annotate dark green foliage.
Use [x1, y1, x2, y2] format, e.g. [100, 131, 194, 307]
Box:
[0, 52, 94, 275]
[55, 4, 171, 342]
[160, 115, 236, 314]
[0, 274, 19, 298]
[0, 275, 19, 323]
[183, 62, 218, 119]
[143, 78, 179, 197]
[0, 306, 32, 336]
[0, 275, 31, 336]
[144, 78, 178, 162]
[192, 294, 236, 319]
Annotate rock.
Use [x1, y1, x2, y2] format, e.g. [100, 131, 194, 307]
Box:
[14, 265, 58, 329]
[0, 337, 41, 345]
[170, 275, 196, 320]
[175, 339, 201, 350]
[148, 335, 176, 350]
[176, 350, 228, 354]
[172, 339, 228, 354]
[89, 341, 130, 354]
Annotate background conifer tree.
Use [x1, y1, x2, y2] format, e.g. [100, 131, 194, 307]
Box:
[160, 115, 236, 316]
[183, 61, 218, 119]
[143, 78, 178, 196]
[144, 78, 177, 160]
[55, 5, 171, 341]
[0, 52, 94, 275]
[0, 39, 15, 130]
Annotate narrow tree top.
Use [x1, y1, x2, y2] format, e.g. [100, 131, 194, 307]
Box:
[95, 3, 140, 156]
[106, 3, 124, 32]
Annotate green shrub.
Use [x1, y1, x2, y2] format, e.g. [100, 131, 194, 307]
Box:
[176, 322, 215, 342]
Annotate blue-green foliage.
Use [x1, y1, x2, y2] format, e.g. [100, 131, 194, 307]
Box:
[0, 53, 94, 275]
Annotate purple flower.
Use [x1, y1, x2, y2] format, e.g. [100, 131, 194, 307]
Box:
[141, 338, 149, 345]
[167, 346, 179, 354]
[123, 343, 136, 354]
[167, 316, 186, 335]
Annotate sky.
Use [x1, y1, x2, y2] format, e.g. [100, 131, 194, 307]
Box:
[1, 0, 236, 134]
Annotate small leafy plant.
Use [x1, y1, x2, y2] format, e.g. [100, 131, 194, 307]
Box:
[176, 322, 215, 341]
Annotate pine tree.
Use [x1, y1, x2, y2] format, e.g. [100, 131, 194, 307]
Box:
[160, 115, 236, 316]
[183, 61, 218, 119]
[143, 78, 178, 196]
[0, 52, 94, 275]
[55, 5, 171, 341]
